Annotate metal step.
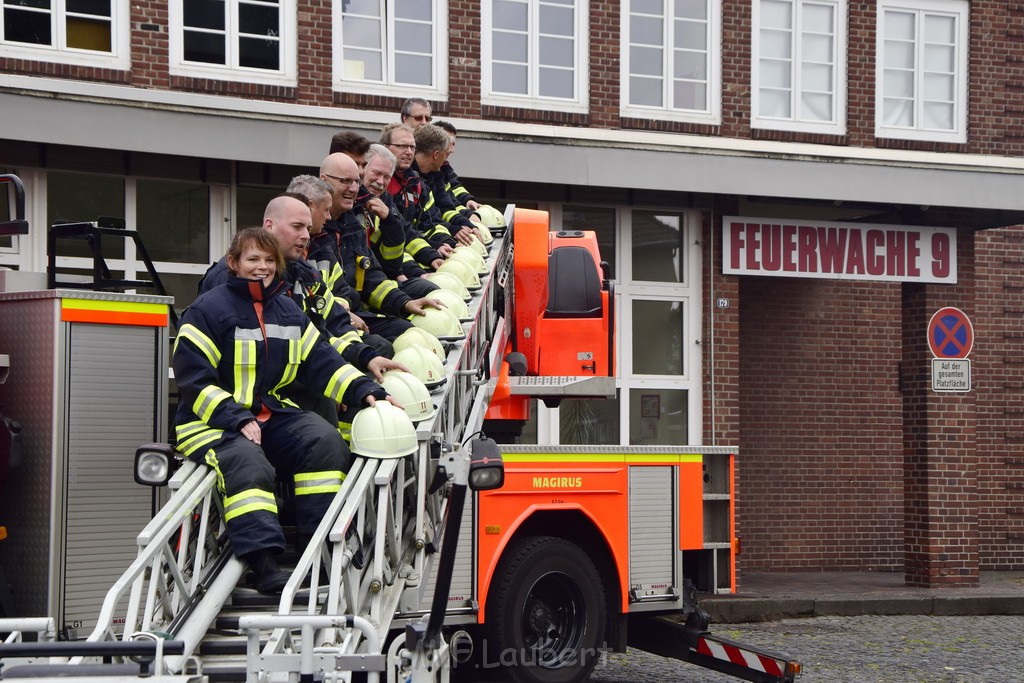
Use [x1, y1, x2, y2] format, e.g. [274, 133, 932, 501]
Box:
[507, 375, 616, 397]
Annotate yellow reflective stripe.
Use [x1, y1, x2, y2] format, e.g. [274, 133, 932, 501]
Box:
[324, 364, 362, 402]
[204, 449, 225, 492]
[294, 470, 343, 495]
[406, 238, 430, 257]
[500, 453, 706, 464]
[176, 427, 224, 456]
[379, 241, 404, 261]
[232, 340, 256, 407]
[176, 420, 209, 439]
[330, 335, 351, 354]
[299, 324, 320, 361]
[223, 488, 278, 522]
[193, 385, 232, 422]
[270, 339, 300, 401]
[452, 185, 469, 197]
[368, 279, 399, 310]
[176, 324, 221, 367]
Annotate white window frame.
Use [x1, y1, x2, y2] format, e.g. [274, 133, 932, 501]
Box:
[875, 0, 968, 143]
[537, 204, 704, 447]
[480, 0, 590, 114]
[332, 0, 448, 99]
[168, 0, 298, 87]
[751, 0, 847, 135]
[0, 0, 130, 69]
[619, 0, 722, 125]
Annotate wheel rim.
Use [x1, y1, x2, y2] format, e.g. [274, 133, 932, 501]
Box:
[520, 570, 587, 668]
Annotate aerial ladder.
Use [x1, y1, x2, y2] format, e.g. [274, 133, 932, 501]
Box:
[0, 180, 801, 682]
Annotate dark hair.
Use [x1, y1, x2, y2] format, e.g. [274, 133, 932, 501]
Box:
[227, 227, 285, 277]
[434, 120, 457, 136]
[329, 131, 372, 156]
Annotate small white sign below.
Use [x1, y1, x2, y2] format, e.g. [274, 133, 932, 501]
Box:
[932, 359, 971, 393]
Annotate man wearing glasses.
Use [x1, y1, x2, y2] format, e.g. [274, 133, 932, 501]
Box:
[400, 97, 433, 128]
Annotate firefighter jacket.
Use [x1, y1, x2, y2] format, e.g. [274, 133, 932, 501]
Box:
[306, 230, 359, 312]
[354, 189, 406, 280]
[413, 161, 476, 234]
[385, 169, 446, 266]
[441, 160, 476, 208]
[198, 257, 378, 370]
[316, 213, 412, 319]
[172, 275, 385, 458]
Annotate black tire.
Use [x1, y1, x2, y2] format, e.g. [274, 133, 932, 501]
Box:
[484, 536, 607, 683]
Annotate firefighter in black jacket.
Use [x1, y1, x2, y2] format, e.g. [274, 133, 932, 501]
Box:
[173, 227, 389, 593]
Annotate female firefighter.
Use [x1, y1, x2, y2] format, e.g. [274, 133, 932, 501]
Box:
[172, 227, 389, 593]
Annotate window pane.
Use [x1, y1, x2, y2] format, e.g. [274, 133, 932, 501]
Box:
[922, 101, 953, 130]
[539, 4, 573, 37]
[493, 0, 527, 30]
[632, 210, 683, 283]
[884, 40, 914, 69]
[136, 179, 209, 264]
[0, 170, 12, 250]
[761, 59, 791, 88]
[631, 44, 663, 76]
[395, 53, 432, 85]
[673, 79, 705, 109]
[882, 96, 913, 126]
[760, 29, 792, 59]
[633, 0, 663, 15]
[759, 89, 790, 117]
[801, 91, 831, 120]
[47, 171, 125, 260]
[183, 0, 224, 30]
[923, 13, 954, 43]
[343, 0, 379, 14]
[802, 2, 832, 32]
[560, 397, 620, 445]
[562, 205, 616, 278]
[631, 75, 663, 106]
[239, 2, 278, 36]
[632, 300, 683, 375]
[884, 10, 914, 39]
[802, 33, 832, 63]
[761, 0, 792, 29]
[801, 61, 831, 91]
[630, 15, 662, 45]
[538, 66, 572, 97]
[674, 49, 705, 79]
[236, 186, 280, 232]
[675, 18, 706, 49]
[924, 43, 954, 72]
[883, 68, 913, 97]
[66, 0, 110, 17]
[4, 8, 52, 46]
[540, 35, 574, 67]
[238, 35, 278, 70]
[343, 48, 382, 80]
[923, 72, 953, 101]
[342, 16, 381, 48]
[674, 0, 706, 21]
[492, 62, 528, 93]
[66, 16, 110, 51]
[395, 20, 431, 52]
[629, 389, 687, 445]
[184, 30, 226, 64]
[493, 31, 527, 62]
[396, 0, 430, 21]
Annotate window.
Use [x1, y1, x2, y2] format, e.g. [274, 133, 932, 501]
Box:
[751, 0, 846, 134]
[481, 0, 589, 112]
[334, 0, 447, 97]
[169, 0, 297, 86]
[876, 0, 967, 142]
[0, 0, 129, 68]
[620, 0, 721, 123]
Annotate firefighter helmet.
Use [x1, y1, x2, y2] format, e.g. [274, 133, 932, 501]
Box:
[411, 306, 465, 340]
[468, 234, 489, 257]
[393, 327, 446, 364]
[450, 245, 488, 275]
[349, 402, 418, 459]
[427, 288, 472, 321]
[393, 344, 447, 391]
[475, 222, 495, 246]
[475, 204, 506, 229]
[437, 258, 481, 290]
[424, 272, 471, 301]
[380, 370, 435, 423]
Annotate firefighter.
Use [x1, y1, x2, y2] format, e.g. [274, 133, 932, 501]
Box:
[173, 227, 390, 594]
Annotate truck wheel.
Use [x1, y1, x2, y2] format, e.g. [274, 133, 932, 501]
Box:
[485, 536, 606, 683]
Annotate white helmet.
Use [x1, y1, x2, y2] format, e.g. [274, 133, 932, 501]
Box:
[450, 246, 488, 275]
[393, 344, 447, 391]
[411, 306, 465, 340]
[424, 271, 471, 301]
[349, 402, 418, 459]
[380, 370, 435, 423]
[475, 222, 495, 246]
[428, 288, 472, 321]
[475, 204, 506, 229]
[393, 327, 447, 365]
[468, 234, 489, 257]
[437, 258, 481, 290]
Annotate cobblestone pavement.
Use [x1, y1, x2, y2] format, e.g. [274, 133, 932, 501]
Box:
[590, 615, 1024, 683]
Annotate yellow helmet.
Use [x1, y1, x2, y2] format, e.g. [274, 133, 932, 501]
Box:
[393, 344, 447, 391]
[450, 245, 488, 275]
[475, 222, 494, 246]
[380, 370, 435, 423]
[428, 288, 472, 321]
[468, 234, 489, 257]
[475, 204, 506, 229]
[424, 271, 471, 301]
[411, 306, 465, 340]
[349, 402, 418, 459]
[393, 327, 446, 365]
[437, 258, 481, 291]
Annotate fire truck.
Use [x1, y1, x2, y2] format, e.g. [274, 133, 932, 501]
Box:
[0, 173, 801, 682]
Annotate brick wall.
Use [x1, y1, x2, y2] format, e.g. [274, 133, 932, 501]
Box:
[735, 276, 904, 571]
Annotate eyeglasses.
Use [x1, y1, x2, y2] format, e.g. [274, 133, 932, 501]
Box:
[409, 114, 432, 123]
[323, 174, 360, 187]
[387, 143, 416, 151]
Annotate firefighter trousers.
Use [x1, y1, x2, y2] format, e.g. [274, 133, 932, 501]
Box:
[199, 411, 351, 558]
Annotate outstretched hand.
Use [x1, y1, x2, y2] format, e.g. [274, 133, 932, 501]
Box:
[366, 355, 409, 382]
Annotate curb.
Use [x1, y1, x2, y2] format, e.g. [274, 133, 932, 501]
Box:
[700, 595, 1024, 623]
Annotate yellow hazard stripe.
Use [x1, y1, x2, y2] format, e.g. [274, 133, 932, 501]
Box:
[501, 453, 705, 464]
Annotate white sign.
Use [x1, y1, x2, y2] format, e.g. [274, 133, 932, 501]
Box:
[932, 359, 971, 393]
[723, 217, 957, 284]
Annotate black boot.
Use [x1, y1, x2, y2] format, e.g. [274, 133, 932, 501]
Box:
[244, 550, 290, 595]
